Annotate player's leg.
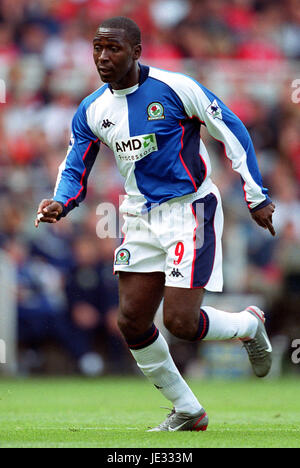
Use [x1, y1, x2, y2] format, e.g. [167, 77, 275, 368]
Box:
[163, 288, 272, 377]
[118, 271, 164, 341]
[164, 189, 258, 341]
[163, 287, 259, 342]
[164, 187, 272, 377]
[118, 271, 206, 425]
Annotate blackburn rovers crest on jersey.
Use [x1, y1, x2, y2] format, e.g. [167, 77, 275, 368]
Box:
[147, 102, 165, 120]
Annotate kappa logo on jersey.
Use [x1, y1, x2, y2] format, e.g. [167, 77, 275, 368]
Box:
[147, 102, 165, 121]
[169, 268, 184, 278]
[115, 248, 131, 265]
[206, 99, 222, 120]
[101, 119, 115, 129]
[114, 134, 158, 162]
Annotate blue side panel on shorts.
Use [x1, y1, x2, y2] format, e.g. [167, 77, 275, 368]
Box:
[191, 193, 218, 288]
[126, 76, 200, 210]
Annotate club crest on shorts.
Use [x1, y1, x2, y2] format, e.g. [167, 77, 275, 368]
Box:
[147, 102, 165, 121]
[115, 248, 131, 265]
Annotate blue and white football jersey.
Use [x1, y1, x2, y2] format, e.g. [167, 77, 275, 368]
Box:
[54, 64, 271, 216]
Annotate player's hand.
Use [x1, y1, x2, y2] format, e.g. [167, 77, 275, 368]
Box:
[251, 202, 276, 237]
[35, 199, 63, 228]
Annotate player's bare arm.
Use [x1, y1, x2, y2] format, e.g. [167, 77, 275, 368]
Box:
[35, 199, 63, 228]
[251, 202, 276, 237]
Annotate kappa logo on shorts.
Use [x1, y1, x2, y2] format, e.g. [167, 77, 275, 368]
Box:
[115, 248, 131, 266]
[169, 268, 184, 278]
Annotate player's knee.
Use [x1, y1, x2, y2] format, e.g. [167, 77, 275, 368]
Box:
[164, 304, 200, 340]
[118, 310, 137, 338]
[117, 302, 147, 340]
[164, 313, 191, 340]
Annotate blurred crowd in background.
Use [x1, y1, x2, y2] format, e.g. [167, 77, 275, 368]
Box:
[0, 0, 299, 376]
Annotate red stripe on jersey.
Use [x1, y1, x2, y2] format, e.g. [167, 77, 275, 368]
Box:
[64, 138, 99, 208]
[199, 153, 207, 181]
[179, 121, 198, 192]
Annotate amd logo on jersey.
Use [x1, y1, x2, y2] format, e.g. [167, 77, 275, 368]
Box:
[114, 133, 158, 162]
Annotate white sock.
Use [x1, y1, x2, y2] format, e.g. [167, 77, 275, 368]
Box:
[130, 332, 202, 415]
[202, 306, 258, 341]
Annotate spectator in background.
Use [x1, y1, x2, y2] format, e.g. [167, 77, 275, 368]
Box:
[65, 235, 128, 374]
[3, 233, 126, 376]
[42, 21, 92, 70]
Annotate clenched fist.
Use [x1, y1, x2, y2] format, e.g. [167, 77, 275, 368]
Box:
[35, 199, 63, 228]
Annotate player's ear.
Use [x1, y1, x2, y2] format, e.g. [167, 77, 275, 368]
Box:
[133, 44, 142, 60]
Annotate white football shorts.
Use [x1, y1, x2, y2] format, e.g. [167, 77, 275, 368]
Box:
[114, 182, 224, 291]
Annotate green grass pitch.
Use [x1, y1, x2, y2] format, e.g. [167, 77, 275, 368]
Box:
[0, 376, 299, 448]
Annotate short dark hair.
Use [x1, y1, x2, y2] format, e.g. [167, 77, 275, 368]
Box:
[99, 16, 141, 46]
